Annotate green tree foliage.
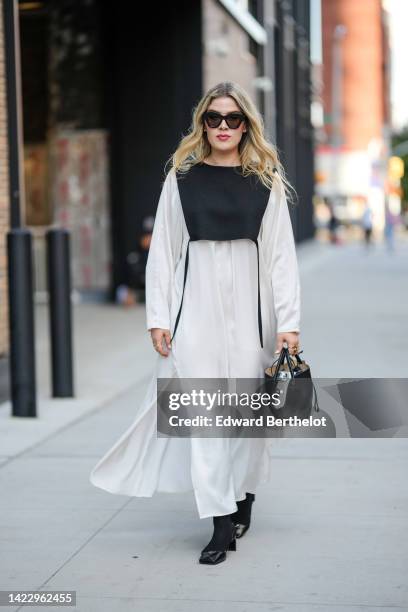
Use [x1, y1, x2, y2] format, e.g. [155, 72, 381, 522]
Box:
[392, 129, 408, 212]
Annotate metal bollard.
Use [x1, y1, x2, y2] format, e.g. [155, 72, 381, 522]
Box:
[46, 228, 74, 397]
[7, 229, 37, 417]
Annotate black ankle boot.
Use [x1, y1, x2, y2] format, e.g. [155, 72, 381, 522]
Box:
[199, 514, 237, 565]
[231, 492, 255, 538]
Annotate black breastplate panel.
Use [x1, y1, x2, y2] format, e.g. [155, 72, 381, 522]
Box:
[171, 163, 274, 348]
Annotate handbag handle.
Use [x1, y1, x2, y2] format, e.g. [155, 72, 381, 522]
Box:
[294, 350, 304, 366]
[272, 346, 295, 383]
[270, 348, 285, 384]
[271, 348, 320, 413]
[272, 347, 306, 380]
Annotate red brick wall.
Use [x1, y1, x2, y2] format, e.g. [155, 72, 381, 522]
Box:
[322, 0, 386, 150]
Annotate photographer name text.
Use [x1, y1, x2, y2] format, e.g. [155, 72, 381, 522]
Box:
[167, 414, 327, 428]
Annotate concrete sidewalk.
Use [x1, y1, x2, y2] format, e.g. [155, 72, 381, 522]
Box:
[0, 237, 407, 611]
[0, 301, 155, 459]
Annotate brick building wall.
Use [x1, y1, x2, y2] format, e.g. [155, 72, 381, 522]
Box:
[0, 0, 10, 357]
[322, 0, 386, 150]
[316, 0, 390, 210]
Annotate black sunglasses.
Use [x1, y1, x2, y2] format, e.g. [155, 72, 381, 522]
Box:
[203, 110, 246, 129]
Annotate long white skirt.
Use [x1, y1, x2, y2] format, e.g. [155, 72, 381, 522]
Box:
[89, 228, 301, 518]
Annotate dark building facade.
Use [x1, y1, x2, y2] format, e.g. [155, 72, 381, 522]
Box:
[15, 0, 315, 298]
[274, 0, 315, 241]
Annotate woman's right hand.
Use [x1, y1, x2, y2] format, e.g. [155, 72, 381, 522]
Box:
[150, 328, 172, 357]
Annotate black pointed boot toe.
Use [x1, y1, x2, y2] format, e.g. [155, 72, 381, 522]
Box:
[199, 515, 237, 565]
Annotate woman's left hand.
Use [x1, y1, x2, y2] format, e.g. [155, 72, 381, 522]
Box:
[275, 331, 300, 356]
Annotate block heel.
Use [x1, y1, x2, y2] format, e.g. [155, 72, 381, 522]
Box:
[199, 517, 237, 565]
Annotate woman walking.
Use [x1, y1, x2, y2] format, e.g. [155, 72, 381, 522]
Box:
[90, 81, 301, 565]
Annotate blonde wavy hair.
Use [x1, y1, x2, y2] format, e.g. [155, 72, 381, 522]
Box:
[165, 81, 297, 204]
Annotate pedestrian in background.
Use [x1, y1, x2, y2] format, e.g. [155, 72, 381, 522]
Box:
[90, 81, 301, 565]
[327, 198, 341, 245]
[361, 202, 373, 247]
[125, 215, 155, 303]
[384, 198, 399, 253]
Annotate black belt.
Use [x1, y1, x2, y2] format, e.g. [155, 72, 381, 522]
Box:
[170, 239, 263, 348]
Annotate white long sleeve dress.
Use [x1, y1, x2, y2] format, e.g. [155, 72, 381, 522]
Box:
[89, 164, 301, 519]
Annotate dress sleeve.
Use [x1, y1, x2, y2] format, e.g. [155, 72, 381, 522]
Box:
[259, 175, 301, 334]
[145, 169, 183, 331]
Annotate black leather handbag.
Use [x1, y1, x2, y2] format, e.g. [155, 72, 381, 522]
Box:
[264, 347, 319, 419]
